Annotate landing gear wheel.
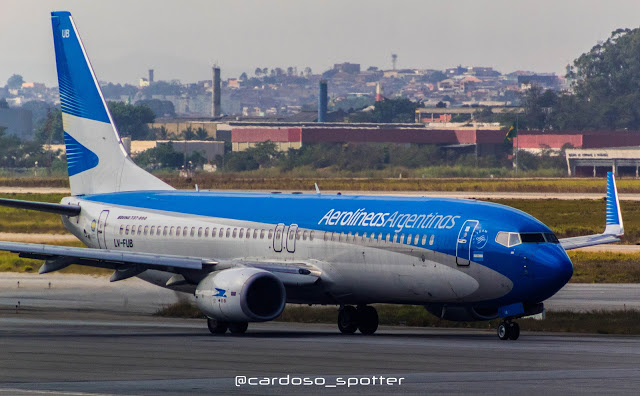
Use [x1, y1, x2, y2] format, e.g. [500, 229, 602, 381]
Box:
[338, 305, 358, 334]
[508, 322, 520, 340]
[357, 306, 379, 335]
[207, 318, 228, 334]
[497, 322, 509, 340]
[229, 322, 249, 334]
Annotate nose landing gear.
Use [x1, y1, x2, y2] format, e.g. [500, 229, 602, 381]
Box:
[497, 320, 520, 340]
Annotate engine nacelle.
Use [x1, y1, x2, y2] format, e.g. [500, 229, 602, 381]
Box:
[195, 268, 286, 322]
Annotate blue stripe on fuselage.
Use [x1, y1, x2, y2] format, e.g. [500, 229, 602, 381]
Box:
[81, 191, 550, 237]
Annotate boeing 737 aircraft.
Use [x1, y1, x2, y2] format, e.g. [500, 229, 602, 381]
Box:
[0, 11, 625, 340]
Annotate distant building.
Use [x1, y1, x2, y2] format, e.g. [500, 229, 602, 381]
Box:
[0, 107, 33, 140]
[333, 62, 361, 74]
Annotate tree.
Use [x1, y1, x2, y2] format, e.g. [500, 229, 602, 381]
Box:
[107, 102, 155, 140]
[349, 98, 420, 123]
[21, 100, 52, 124]
[195, 127, 209, 140]
[6, 74, 24, 89]
[239, 72, 248, 81]
[435, 101, 447, 108]
[254, 67, 262, 77]
[136, 99, 175, 118]
[562, 28, 640, 129]
[35, 107, 64, 144]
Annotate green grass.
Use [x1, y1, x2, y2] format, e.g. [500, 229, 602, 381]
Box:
[0, 193, 68, 234]
[568, 251, 640, 283]
[0, 242, 111, 275]
[154, 302, 640, 335]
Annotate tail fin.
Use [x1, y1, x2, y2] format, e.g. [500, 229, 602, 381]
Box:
[51, 11, 173, 195]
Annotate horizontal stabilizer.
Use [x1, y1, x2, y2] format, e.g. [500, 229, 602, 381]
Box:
[0, 198, 80, 216]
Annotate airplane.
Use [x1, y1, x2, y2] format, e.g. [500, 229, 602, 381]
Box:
[0, 11, 625, 340]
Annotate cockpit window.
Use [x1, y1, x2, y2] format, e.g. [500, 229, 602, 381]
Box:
[495, 231, 521, 247]
[520, 233, 546, 243]
[497, 231, 560, 246]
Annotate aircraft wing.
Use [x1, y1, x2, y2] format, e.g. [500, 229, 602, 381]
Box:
[559, 172, 624, 250]
[0, 241, 216, 281]
[0, 241, 321, 286]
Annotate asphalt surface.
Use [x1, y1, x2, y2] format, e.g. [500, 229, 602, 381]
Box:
[1, 274, 640, 394]
[0, 316, 639, 395]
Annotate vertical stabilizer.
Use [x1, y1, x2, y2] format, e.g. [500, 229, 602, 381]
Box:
[51, 11, 173, 195]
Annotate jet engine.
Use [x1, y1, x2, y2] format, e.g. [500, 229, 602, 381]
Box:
[195, 267, 286, 322]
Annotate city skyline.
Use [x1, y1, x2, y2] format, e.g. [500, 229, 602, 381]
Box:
[2, 0, 640, 86]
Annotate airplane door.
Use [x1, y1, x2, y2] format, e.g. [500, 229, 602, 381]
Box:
[273, 223, 285, 252]
[286, 224, 298, 253]
[97, 210, 109, 249]
[456, 220, 478, 266]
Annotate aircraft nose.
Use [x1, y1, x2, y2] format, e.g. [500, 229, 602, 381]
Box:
[533, 245, 573, 301]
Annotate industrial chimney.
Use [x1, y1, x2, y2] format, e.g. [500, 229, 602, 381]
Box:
[318, 80, 328, 122]
[212, 66, 221, 117]
[148, 69, 154, 84]
[376, 82, 384, 102]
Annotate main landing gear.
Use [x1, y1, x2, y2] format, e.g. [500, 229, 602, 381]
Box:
[207, 318, 248, 335]
[497, 320, 520, 341]
[338, 305, 379, 335]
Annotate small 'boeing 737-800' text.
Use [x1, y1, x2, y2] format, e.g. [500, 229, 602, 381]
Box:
[0, 11, 625, 340]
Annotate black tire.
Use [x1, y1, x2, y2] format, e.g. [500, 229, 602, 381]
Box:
[357, 306, 379, 335]
[508, 322, 520, 340]
[497, 322, 509, 340]
[338, 306, 358, 334]
[229, 322, 249, 334]
[207, 318, 228, 334]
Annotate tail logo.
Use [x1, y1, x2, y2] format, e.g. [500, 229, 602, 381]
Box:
[64, 132, 99, 176]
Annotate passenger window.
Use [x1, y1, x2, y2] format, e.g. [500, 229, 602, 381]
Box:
[414, 235, 419, 244]
[268, 230, 273, 239]
[509, 233, 521, 247]
[125, 225, 130, 235]
[400, 234, 405, 243]
[310, 231, 315, 241]
[163, 226, 168, 236]
[393, 234, 398, 243]
[226, 229, 231, 238]
[200, 227, 204, 237]
[260, 230, 265, 239]
[245, 228, 250, 238]
[290, 231, 296, 240]
[212, 227, 217, 237]
[176, 226, 181, 236]
[362, 232, 367, 240]
[303, 231, 308, 240]
[421, 235, 427, 245]
[191, 227, 196, 237]
[429, 235, 435, 245]
[386, 233, 391, 242]
[296, 230, 302, 240]
[150, 226, 155, 235]
[144, 226, 148, 235]
[120, 225, 124, 235]
[170, 226, 175, 236]
[205, 227, 209, 237]
[219, 228, 224, 237]
[407, 234, 412, 244]
[253, 229, 258, 238]
[378, 233, 383, 242]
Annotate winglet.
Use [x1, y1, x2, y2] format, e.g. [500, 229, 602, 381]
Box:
[604, 172, 624, 236]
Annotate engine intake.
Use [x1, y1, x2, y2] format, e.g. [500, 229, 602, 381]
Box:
[195, 268, 286, 322]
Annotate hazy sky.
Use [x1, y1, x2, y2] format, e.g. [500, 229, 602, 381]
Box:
[2, 0, 640, 87]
